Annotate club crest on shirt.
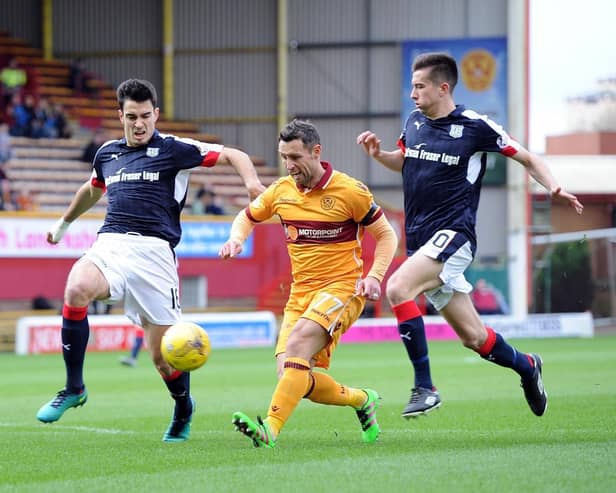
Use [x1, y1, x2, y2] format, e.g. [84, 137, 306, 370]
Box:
[321, 196, 335, 210]
[146, 147, 159, 157]
[449, 124, 464, 138]
[285, 224, 299, 241]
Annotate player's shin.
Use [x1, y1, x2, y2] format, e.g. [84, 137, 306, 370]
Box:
[476, 327, 533, 378]
[162, 370, 192, 416]
[266, 357, 311, 436]
[61, 304, 90, 393]
[305, 371, 366, 408]
[392, 300, 434, 389]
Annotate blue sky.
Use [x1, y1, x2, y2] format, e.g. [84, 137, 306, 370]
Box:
[529, 0, 615, 152]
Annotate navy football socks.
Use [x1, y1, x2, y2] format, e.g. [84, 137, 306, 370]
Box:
[393, 300, 434, 390]
[61, 304, 90, 394]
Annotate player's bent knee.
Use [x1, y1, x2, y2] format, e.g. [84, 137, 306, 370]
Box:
[155, 357, 176, 377]
[64, 283, 95, 307]
[460, 332, 484, 351]
[385, 276, 407, 304]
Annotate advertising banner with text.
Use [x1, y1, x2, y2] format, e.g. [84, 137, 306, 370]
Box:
[0, 216, 252, 258]
[342, 312, 594, 344]
[15, 311, 276, 355]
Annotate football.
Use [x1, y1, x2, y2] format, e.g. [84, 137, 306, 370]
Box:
[160, 321, 211, 372]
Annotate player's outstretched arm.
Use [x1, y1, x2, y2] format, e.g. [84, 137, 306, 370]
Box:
[356, 214, 398, 300]
[356, 130, 405, 172]
[217, 147, 266, 200]
[513, 147, 584, 215]
[47, 180, 104, 244]
[218, 209, 256, 259]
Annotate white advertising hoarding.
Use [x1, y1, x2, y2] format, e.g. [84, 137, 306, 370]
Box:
[16, 312, 277, 355]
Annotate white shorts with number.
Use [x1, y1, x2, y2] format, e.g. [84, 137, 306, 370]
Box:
[84, 233, 181, 326]
[417, 229, 473, 311]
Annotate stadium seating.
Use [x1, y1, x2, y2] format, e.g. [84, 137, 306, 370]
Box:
[0, 31, 282, 338]
[1, 31, 279, 212]
[6, 137, 278, 212]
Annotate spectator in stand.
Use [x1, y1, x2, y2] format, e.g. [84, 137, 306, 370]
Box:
[31, 97, 50, 139]
[0, 123, 13, 209]
[0, 121, 12, 210]
[14, 187, 39, 211]
[0, 121, 13, 165]
[0, 162, 12, 210]
[2, 96, 16, 129]
[0, 58, 27, 110]
[69, 58, 96, 96]
[9, 93, 36, 137]
[48, 102, 72, 139]
[471, 278, 509, 315]
[191, 186, 226, 215]
[81, 128, 108, 163]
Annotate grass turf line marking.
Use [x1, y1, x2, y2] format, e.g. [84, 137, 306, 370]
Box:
[0, 422, 136, 434]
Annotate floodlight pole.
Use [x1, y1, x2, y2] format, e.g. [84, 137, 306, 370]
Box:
[506, 0, 530, 319]
[277, 0, 288, 177]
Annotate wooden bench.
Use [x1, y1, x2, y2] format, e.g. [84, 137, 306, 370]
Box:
[7, 168, 90, 182]
[72, 107, 116, 118]
[10, 136, 87, 149]
[6, 158, 90, 171]
[13, 147, 84, 160]
[48, 95, 117, 109]
[38, 85, 75, 97]
[0, 45, 42, 57]
[190, 171, 278, 187]
[35, 66, 71, 77]
[13, 55, 66, 67]
[0, 35, 30, 46]
[10, 180, 85, 193]
[38, 75, 70, 86]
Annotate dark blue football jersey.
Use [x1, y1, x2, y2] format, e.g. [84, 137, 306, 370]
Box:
[91, 131, 222, 248]
[397, 105, 520, 255]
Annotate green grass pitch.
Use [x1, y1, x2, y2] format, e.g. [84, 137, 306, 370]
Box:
[1, 336, 615, 492]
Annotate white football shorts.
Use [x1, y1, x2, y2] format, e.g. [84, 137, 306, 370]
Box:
[417, 229, 473, 311]
[84, 232, 181, 326]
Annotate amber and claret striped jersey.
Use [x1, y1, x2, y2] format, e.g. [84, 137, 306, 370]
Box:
[246, 162, 383, 287]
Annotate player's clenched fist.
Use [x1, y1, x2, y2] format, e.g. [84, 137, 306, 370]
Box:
[47, 218, 71, 244]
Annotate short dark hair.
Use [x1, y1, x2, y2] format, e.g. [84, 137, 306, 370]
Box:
[116, 79, 158, 109]
[412, 52, 458, 93]
[279, 119, 320, 149]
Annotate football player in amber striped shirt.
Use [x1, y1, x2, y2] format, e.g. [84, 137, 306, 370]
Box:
[220, 119, 398, 448]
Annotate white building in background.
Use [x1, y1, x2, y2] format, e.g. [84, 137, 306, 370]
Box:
[566, 77, 616, 132]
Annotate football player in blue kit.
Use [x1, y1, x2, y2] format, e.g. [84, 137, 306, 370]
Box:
[357, 52, 583, 419]
[36, 78, 265, 441]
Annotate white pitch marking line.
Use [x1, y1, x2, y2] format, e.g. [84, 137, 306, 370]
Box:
[0, 422, 136, 434]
